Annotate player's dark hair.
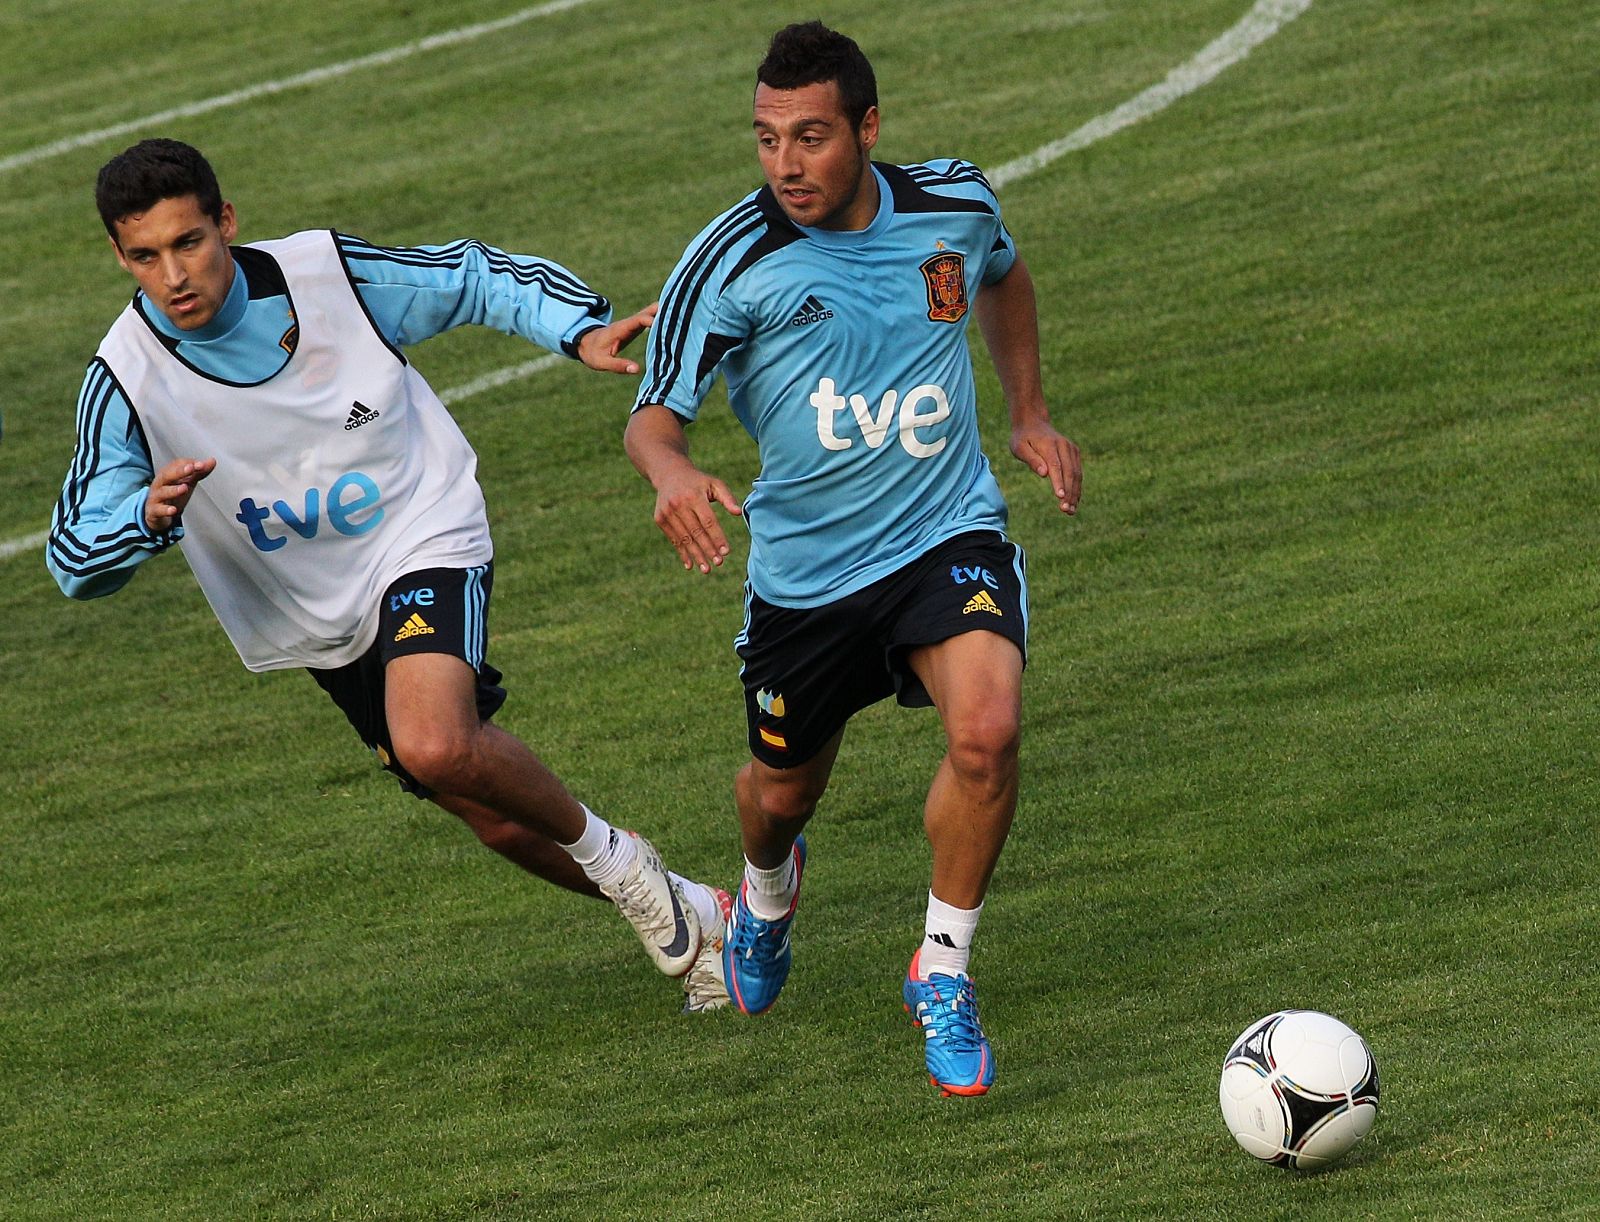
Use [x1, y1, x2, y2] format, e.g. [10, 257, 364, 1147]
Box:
[757, 21, 878, 129]
[95, 139, 223, 239]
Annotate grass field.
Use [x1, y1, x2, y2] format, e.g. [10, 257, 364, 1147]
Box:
[3, 0, 1597, 1216]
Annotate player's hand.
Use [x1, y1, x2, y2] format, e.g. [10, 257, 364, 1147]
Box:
[1010, 420, 1081, 515]
[652, 466, 743, 573]
[144, 457, 216, 534]
[575, 302, 659, 375]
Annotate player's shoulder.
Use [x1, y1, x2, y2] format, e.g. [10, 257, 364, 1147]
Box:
[245, 228, 336, 258]
[880, 158, 1002, 215]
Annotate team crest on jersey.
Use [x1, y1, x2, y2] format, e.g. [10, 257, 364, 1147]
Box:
[920, 252, 968, 323]
[279, 311, 299, 355]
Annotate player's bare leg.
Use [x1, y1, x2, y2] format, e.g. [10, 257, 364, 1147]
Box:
[899, 630, 1021, 1095]
[386, 651, 702, 976]
[907, 632, 1023, 908]
[386, 652, 587, 841]
[720, 730, 843, 1013]
[734, 728, 844, 868]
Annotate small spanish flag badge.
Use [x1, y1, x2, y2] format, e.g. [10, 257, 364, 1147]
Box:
[759, 727, 788, 750]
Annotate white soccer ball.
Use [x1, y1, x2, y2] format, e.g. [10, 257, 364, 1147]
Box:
[1218, 1009, 1380, 1170]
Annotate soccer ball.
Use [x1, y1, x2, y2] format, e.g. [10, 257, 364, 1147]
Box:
[1218, 1009, 1380, 1170]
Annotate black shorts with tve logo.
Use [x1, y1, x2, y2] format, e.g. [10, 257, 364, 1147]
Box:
[737, 531, 1028, 769]
[310, 564, 505, 797]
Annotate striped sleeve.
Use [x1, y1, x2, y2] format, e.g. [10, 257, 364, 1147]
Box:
[335, 234, 611, 356]
[907, 159, 1017, 284]
[46, 360, 178, 600]
[632, 199, 768, 420]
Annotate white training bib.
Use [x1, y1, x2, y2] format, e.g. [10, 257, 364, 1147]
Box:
[97, 229, 492, 670]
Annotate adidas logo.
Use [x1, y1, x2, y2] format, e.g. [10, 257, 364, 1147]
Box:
[962, 590, 1002, 617]
[344, 400, 380, 431]
[789, 294, 834, 327]
[394, 612, 435, 642]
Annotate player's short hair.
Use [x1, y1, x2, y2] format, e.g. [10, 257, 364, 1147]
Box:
[95, 139, 223, 239]
[757, 21, 878, 130]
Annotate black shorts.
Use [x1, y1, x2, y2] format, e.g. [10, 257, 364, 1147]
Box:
[737, 531, 1028, 768]
[309, 563, 505, 798]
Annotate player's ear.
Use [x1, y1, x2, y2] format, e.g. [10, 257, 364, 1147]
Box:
[218, 201, 238, 244]
[859, 105, 880, 152]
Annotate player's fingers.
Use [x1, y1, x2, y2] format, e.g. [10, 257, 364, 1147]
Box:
[1061, 439, 1082, 513]
[691, 507, 730, 569]
[1033, 439, 1066, 499]
[592, 352, 642, 375]
[660, 516, 697, 570]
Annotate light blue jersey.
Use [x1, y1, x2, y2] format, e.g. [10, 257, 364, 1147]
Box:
[635, 160, 1017, 608]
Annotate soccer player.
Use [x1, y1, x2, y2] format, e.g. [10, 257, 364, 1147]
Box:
[48, 139, 727, 1000]
[625, 23, 1082, 1092]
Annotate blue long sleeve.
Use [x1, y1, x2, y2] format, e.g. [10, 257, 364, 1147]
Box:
[47, 360, 180, 599]
[336, 235, 611, 352]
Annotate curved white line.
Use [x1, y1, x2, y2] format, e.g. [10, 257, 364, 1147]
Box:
[3, 0, 1313, 563]
[990, 0, 1315, 187]
[0, 0, 599, 177]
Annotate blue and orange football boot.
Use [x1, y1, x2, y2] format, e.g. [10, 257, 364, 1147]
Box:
[722, 836, 806, 1015]
[903, 949, 996, 1097]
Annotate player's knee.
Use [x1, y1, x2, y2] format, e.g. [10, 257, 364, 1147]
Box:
[752, 776, 819, 825]
[391, 728, 478, 795]
[946, 711, 1020, 791]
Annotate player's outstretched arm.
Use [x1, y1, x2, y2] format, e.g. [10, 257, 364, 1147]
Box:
[576, 303, 660, 375]
[145, 458, 216, 534]
[624, 404, 743, 574]
[976, 257, 1082, 516]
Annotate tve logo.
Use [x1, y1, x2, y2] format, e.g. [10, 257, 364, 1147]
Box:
[951, 565, 1000, 590]
[809, 378, 952, 458]
[389, 586, 434, 613]
[235, 471, 384, 552]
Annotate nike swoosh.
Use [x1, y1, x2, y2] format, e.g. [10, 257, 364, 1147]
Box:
[660, 886, 691, 960]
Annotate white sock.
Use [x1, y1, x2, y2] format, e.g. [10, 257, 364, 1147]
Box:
[742, 851, 797, 921]
[918, 891, 982, 979]
[671, 874, 722, 931]
[559, 806, 638, 890]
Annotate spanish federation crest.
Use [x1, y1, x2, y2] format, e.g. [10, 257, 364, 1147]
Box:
[920, 251, 968, 323]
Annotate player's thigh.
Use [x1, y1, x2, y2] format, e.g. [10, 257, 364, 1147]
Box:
[378, 564, 501, 754]
[889, 532, 1028, 745]
[906, 630, 1024, 741]
[385, 651, 483, 750]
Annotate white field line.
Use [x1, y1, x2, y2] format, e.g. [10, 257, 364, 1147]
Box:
[438, 354, 565, 405]
[0, 530, 49, 562]
[2, 0, 1312, 564]
[0, 0, 599, 177]
[989, 0, 1315, 187]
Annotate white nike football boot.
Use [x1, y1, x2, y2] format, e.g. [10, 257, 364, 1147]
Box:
[601, 831, 701, 978]
[681, 888, 733, 1012]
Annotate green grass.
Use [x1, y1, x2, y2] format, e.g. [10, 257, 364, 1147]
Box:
[3, 0, 1598, 1216]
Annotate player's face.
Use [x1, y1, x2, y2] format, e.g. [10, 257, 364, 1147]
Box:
[110, 194, 238, 331]
[754, 80, 879, 231]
